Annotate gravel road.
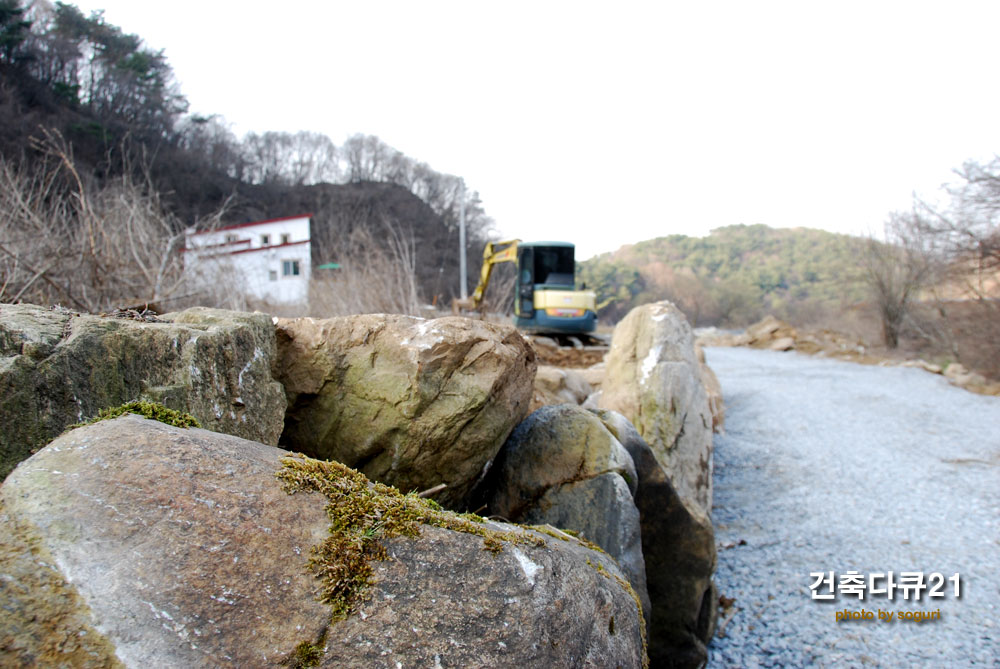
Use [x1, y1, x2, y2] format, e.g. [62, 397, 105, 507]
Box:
[704, 347, 1000, 667]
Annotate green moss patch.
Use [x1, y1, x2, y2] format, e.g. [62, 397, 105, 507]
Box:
[276, 454, 546, 624]
[283, 635, 326, 669]
[71, 401, 201, 429]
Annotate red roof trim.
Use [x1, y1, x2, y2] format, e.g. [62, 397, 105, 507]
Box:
[188, 213, 313, 236]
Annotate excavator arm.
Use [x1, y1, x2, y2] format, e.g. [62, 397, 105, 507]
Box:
[452, 239, 520, 312]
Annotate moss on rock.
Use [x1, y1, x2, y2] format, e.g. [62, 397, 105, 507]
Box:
[283, 635, 326, 669]
[275, 454, 546, 625]
[71, 401, 200, 430]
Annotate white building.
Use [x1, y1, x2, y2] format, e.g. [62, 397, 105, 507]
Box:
[184, 214, 312, 306]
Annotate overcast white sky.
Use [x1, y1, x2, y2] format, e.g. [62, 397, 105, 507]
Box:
[71, 0, 1000, 259]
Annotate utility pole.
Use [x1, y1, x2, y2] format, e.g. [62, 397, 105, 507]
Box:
[459, 181, 468, 300]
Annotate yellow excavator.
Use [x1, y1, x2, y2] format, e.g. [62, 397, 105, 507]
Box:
[453, 240, 597, 336]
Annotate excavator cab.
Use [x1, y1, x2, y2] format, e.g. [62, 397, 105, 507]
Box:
[514, 242, 596, 335]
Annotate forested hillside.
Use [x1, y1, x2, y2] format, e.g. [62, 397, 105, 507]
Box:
[579, 224, 865, 326]
[0, 1, 491, 311]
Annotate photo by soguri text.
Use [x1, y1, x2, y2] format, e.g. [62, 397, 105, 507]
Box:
[835, 608, 943, 623]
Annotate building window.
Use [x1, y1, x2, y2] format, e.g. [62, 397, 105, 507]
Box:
[225, 233, 238, 244]
[282, 260, 300, 277]
[261, 234, 271, 245]
[269, 270, 278, 281]
[281, 233, 291, 245]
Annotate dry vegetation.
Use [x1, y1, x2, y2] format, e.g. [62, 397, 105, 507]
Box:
[307, 217, 421, 318]
[0, 130, 226, 311]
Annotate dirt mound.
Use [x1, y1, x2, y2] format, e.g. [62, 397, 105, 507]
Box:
[528, 336, 608, 368]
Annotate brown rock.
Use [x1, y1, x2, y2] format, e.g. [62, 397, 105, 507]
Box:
[745, 315, 797, 348]
[577, 362, 606, 390]
[769, 336, 796, 351]
[1, 415, 330, 668]
[916, 360, 943, 374]
[0, 416, 645, 668]
[530, 365, 594, 411]
[944, 362, 969, 380]
[275, 314, 536, 508]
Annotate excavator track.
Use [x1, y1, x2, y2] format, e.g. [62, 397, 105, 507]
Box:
[528, 333, 610, 368]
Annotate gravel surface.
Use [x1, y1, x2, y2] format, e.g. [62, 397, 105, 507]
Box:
[705, 347, 1000, 668]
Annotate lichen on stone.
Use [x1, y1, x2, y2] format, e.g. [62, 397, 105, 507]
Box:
[528, 524, 572, 542]
[275, 454, 546, 625]
[586, 558, 650, 669]
[556, 526, 606, 555]
[0, 500, 125, 668]
[70, 401, 201, 429]
[614, 572, 650, 669]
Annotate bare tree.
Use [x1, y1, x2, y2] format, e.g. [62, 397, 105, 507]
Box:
[342, 133, 395, 183]
[920, 158, 1000, 305]
[242, 130, 339, 186]
[860, 210, 942, 348]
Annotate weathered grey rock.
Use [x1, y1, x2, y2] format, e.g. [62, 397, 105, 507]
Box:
[598, 301, 714, 513]
[0, 415, 645, 668]
[530, 364, 594, 411]
[700, 361, 726, 434]
[485, 404, 638, 515]
[333, 520, 645, 669]
[0, 304, 285, 480]
[483, 404, 649, 622]
[596, 409, 718, 669]
[693, 344, 725, 434]
[276, 314, 536, 509]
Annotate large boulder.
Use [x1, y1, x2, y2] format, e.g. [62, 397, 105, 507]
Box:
[275, 314, 536, 509]
[598, 302, 714, 512]
[596, 410, 717, 669]
[0, 304, 285, 480]
[0, 415, 645, 668]
[481, 404, 650, 623]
